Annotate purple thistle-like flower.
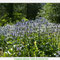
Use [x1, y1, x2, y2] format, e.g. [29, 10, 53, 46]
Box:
[11, 33, 15, 36]
[25, 22, 28, 25]
[17, 47, 19, 51]
[17, 32, 19, 34]
[30, 28, 33, 32]
[15, 22, 21, 26]
[22, 19, 25, 22]
[33, 23, 36, 27]
[39, 17, 42, 20]
[22, 22, 25, 25]
[15, 23, 19, 26]
[16, 47, 22, 51]
[18, 52, 21, 55]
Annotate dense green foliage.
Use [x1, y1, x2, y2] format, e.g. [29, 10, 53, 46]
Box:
[0, 3, 27, 25]
[26, 3, 41, 20]
[1, 3, 60, 25]
[0, 32, 59, 57]
[0, 3, 42, 26]
[37, 3, 60, 23]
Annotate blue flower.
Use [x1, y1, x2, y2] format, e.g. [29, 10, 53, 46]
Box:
[22, 19, 25, 22]
[18, 52, 21, 55]
[11, 33, 15, 36]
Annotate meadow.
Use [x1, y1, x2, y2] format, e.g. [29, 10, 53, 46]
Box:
[0, 17, 60, 57]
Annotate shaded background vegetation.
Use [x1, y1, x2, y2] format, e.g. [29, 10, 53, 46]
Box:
[0, 3, 60, 25]
[37, 3, 60, 23]
[0, 3, 42, 26]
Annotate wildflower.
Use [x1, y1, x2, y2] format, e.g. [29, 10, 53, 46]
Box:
[25, 21, 28, 25]
[34, 41, 37, 45]
[22, 19, 25, 22]
[18, 52, 21, 55]
[16, 47, 19, 51]
[22, 42, 24, 45]
[11, 33, 15, 36]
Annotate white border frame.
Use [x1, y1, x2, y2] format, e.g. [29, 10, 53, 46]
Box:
[0, 0, 60, 3]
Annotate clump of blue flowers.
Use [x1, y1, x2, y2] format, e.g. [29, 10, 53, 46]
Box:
[0, 17, 60, 57]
